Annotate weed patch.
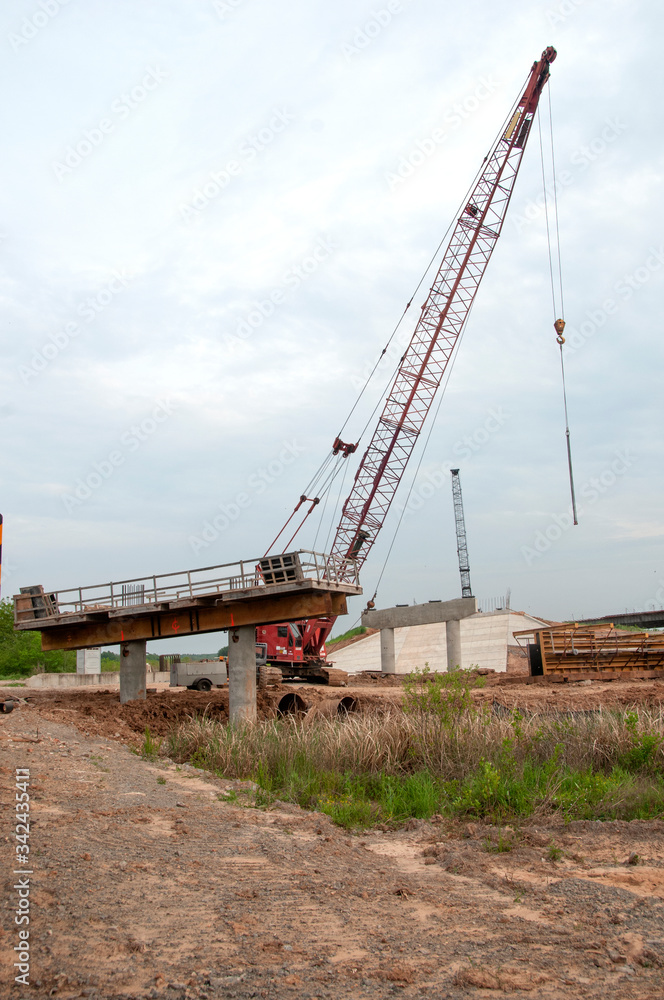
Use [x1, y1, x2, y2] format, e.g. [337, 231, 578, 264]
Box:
[166, 704, 664, 829]
[140, 726, 162, 761]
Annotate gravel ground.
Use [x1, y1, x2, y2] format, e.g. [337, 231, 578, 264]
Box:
[1, 697, 663, 999]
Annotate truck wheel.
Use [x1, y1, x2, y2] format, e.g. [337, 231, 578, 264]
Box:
[196, 679, 212, 692]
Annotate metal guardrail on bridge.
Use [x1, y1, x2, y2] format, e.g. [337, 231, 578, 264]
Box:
[14, 550, 358, 625]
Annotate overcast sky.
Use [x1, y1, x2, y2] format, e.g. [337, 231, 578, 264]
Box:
[1, 0, 662, 652]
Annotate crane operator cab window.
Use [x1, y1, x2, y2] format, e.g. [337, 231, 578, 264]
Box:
[289, 624, 303, 649]
[277, 624, 303, 649]
[277, 625, 290, 648]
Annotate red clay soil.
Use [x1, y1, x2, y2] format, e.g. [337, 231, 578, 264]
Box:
[12, 685, 395, 742]
[9, 674, 664, 748]
[481, 675, 664, 712]
[13, 688, 282, 741]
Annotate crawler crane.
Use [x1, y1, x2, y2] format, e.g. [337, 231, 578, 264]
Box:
[262, 47, 558, 681]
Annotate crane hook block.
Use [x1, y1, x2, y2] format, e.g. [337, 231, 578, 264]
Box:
[554, 318, 566, 344]
[332, 437, 358, 458]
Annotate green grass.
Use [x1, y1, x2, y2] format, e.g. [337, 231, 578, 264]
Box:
[140, 727, 162, 761]
[327, 626, 367, 646]
[178, 737, 664, 830]
[251, 763, 444, 828]
[165, 673, 664, 830]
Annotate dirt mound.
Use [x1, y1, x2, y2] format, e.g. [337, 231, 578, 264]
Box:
[19, 686, 387, 742]
[21, 688, 272, 741]
[480, 676, 664, 712]
[14, 674, 664, 748]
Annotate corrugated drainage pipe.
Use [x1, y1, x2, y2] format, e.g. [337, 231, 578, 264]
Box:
[277, 692, 309, 716]
[315, 695, 359, 718]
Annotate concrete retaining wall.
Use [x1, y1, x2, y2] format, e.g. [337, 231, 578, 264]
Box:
[26, 670, 171, 689]
[331, 611, 548, 674]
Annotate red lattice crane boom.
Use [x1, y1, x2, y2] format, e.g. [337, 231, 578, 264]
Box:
[330, 47, 557, 580]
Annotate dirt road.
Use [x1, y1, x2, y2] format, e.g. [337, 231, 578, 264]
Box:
[1, 694, 664, 1000]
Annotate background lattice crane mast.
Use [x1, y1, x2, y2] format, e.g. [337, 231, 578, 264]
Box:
[450, 469, 473, 599]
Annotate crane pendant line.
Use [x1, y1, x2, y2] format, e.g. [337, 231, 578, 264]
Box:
[330, 47, 557, 579]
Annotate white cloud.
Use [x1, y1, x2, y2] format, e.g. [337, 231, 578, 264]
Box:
[1, 0, 662, 647]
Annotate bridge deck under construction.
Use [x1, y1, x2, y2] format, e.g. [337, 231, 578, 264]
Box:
[14, 550, 361, 651]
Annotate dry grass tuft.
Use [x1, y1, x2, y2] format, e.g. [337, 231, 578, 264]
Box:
[167, 704, 664, 780]
[165, 703, 664, 826]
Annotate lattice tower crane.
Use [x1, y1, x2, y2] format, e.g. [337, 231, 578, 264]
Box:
[450, 469, 472, 599]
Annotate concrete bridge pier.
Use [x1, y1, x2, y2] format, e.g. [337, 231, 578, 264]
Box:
[229, 625, 257, 724]
[380, 627, 396, 674]
[120, 639, 147, 703]
[362, 597, 477, 675]
[446, 619, 462, 672]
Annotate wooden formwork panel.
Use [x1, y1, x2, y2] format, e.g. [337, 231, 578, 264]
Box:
[539, 625, 664, 676]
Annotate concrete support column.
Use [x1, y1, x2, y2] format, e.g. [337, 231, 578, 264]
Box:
[228, 626, 257, 724]
[446, 619, 462, 672]
[120, 640, 146, 703]
[380, 627, 396, 674]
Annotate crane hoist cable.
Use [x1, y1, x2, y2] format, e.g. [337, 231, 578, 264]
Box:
[311, 456, 350, 550]
[267, 448, 353, 556]
[316, 290, 475, 588]
[537, 88, 578, 525]
[331, 50, 559, 578]
[267, 50, 558, 568]
[319, 456, 352, 555]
